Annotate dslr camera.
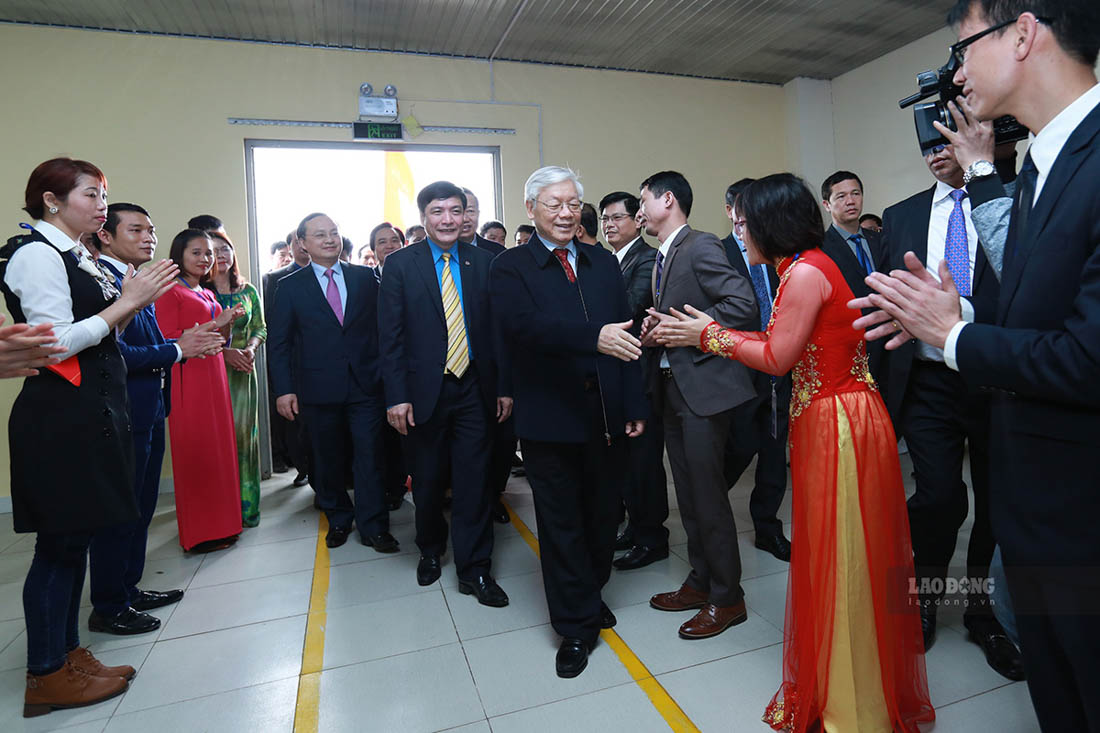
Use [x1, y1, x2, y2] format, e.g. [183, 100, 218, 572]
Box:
[899, 52, 1029, 155]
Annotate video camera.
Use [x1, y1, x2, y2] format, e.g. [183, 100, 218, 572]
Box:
[899, 52, 1029, 155]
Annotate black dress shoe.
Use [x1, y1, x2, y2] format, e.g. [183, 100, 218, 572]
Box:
[556, 637, 594, 678]
[614, 531, 634, 552]
[965, 617, 1026, 681]
[293, 472, 310, 487]
[362, 532, 399, 553]
[325, 524, 351, 548]
[417, 555, 442, 586]
[272, 461, 289, 474]
[920, 609, 937, 651]
[130, 589, 184, 611]
[458, 574, 509, 607]
[386, 495, 405, 511]
[88, 607, 161, 635]
[613, 544, 669, 571]
[754, 533, 791, 562]
[491, 500, 510, 524]
[600, 603, 617, 629]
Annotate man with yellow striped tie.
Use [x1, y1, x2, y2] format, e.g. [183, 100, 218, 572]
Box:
[379, 181, 513, 606]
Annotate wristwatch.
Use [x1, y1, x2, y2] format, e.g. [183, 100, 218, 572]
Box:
[963, 159, 996, 184]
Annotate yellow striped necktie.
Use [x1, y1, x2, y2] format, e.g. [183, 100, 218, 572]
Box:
[440, 252, 470, 378]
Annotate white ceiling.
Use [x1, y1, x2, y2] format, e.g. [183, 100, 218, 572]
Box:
[1, 0, 956, 84]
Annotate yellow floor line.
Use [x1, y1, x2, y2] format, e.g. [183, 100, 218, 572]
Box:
[293, 512, 330, 733]
[503, 502, 701, 733]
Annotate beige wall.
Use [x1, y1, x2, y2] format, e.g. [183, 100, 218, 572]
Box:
[0, 24, 788, 500]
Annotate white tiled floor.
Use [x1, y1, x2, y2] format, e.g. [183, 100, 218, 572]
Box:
[0, 452, 1040, 732]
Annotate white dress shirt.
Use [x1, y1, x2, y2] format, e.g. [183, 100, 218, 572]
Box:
[944, 83, 1100, 370]
[3, 221, 110, 359]
[310, 261, 347, 312]
[98, 253, 183, 363]
[657, 224, 687, 368]
[614, 237, 641, 265]
[917, 181, 978, 362]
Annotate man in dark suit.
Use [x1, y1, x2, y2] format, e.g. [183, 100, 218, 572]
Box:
[821, 171, 887, 380]
[491, 166, 646, 678]
[268, 212, 397, 551]
[858, 2, 1100, 727]
[263, 230, 311, 487]
[598, 191, 669, 570]
[719, 178, 792, 563]
[638, 171, 758, 640]
[458, 187, 513, 524]
[87, 203, 224, 634]
[380, 181, 511, 605]
[880, 144, 1022, 679]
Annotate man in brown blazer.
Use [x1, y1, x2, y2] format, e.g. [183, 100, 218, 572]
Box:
[638, 171, 759, 639]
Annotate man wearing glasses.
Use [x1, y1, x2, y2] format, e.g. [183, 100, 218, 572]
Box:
[720, 178, 792, 566]
[490, 166, 646, 678]
[599, 191, 670, 572]
[854, 2, 1100, 729]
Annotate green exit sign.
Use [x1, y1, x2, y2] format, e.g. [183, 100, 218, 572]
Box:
[353, 122, 402, 140]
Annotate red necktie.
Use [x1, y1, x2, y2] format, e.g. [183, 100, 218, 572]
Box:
[553, 248, 576, 283]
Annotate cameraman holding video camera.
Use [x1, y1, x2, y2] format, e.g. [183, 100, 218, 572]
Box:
[854, 2, 1100, 730]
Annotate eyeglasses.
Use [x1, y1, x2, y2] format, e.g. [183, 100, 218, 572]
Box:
[951, 15, 1051, 66]
[733, 218, 747, 233]
[537, 199, 582, 214]
[599, 213, 633, 225]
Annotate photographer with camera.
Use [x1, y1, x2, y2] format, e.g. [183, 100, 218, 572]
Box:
[853, 2, 1100, 730]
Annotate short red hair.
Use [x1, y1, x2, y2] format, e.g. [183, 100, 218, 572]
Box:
[24, 158, 107, 220]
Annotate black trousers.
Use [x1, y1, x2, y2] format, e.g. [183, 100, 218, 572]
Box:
[487, 416, 516, 501]
[408, 369, 493, 580]
[300, 378, 388, 536]
[89, 412, 166, 616]
[622, 409, 669, 548]
[1004, 565, 1100, 732]
[724, 375, 790, 540]
[901, 360, 994, 616]
[381, 421, 409, 504]
[522, 391, 624, 644]
[663, 375, 744, 606]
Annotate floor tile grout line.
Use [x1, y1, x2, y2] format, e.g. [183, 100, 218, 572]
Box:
[293, 511, 330, 733]
[501, 499, 702, 733]
[103, 673, 306, 719]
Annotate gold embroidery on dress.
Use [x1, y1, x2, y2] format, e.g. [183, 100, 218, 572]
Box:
[850, 339, 877, 391]
[762, 685, 800, 731]
[702, 321, 739, 358]
[790, 342, 822, 418]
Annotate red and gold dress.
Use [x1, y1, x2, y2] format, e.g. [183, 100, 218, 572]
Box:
[700, 248, 933, 733]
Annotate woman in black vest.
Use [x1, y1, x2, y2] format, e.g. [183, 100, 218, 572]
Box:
[0, 158, 177, 717]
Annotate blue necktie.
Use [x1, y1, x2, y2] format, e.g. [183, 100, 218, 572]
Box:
[654, 250, 665, 300]
[849, 233, 874, 275]
[743, 249, 772, 329]
[944, 189, 971, 297]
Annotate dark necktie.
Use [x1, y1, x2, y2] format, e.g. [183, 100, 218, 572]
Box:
[1006, 151, 1038, 266]
[944, 189, 971, 297]
[654, 250, 665, 300]
[552, 248, 576, 283]
[849, 233, 874, 275]
[743, 249, 772, 329]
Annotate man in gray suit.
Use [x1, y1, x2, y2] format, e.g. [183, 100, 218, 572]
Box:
[638, 171, 758, 639]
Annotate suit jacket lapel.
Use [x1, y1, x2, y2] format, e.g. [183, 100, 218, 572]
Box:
[455, 243, 479, 332]
[656, 226, 691, 309]
[341, 263, 358, 329]
[912, 188, 934, 265]
[1001, 106, 1100, 319]
[825, 226, 867, 295]
[416, 244, 446, 325]
[619, 239, 640, 273]
[303, 266, 342, 328]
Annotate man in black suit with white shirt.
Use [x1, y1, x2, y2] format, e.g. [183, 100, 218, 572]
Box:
[599, 191, 669, 570]
[856, 2, 1100, 727]
[719, 178, 791, 563]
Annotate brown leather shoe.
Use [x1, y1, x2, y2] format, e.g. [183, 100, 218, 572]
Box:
[650, 583, 708, 612]
[678, 602, 748, 639]
[67, 647, 136, 681]
[24, 661, 128, 717]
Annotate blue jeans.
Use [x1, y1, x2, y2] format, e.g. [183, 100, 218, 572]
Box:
[23, 532, 93, 675]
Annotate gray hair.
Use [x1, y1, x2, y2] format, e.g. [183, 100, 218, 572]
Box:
[524, 166, 584, 205]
